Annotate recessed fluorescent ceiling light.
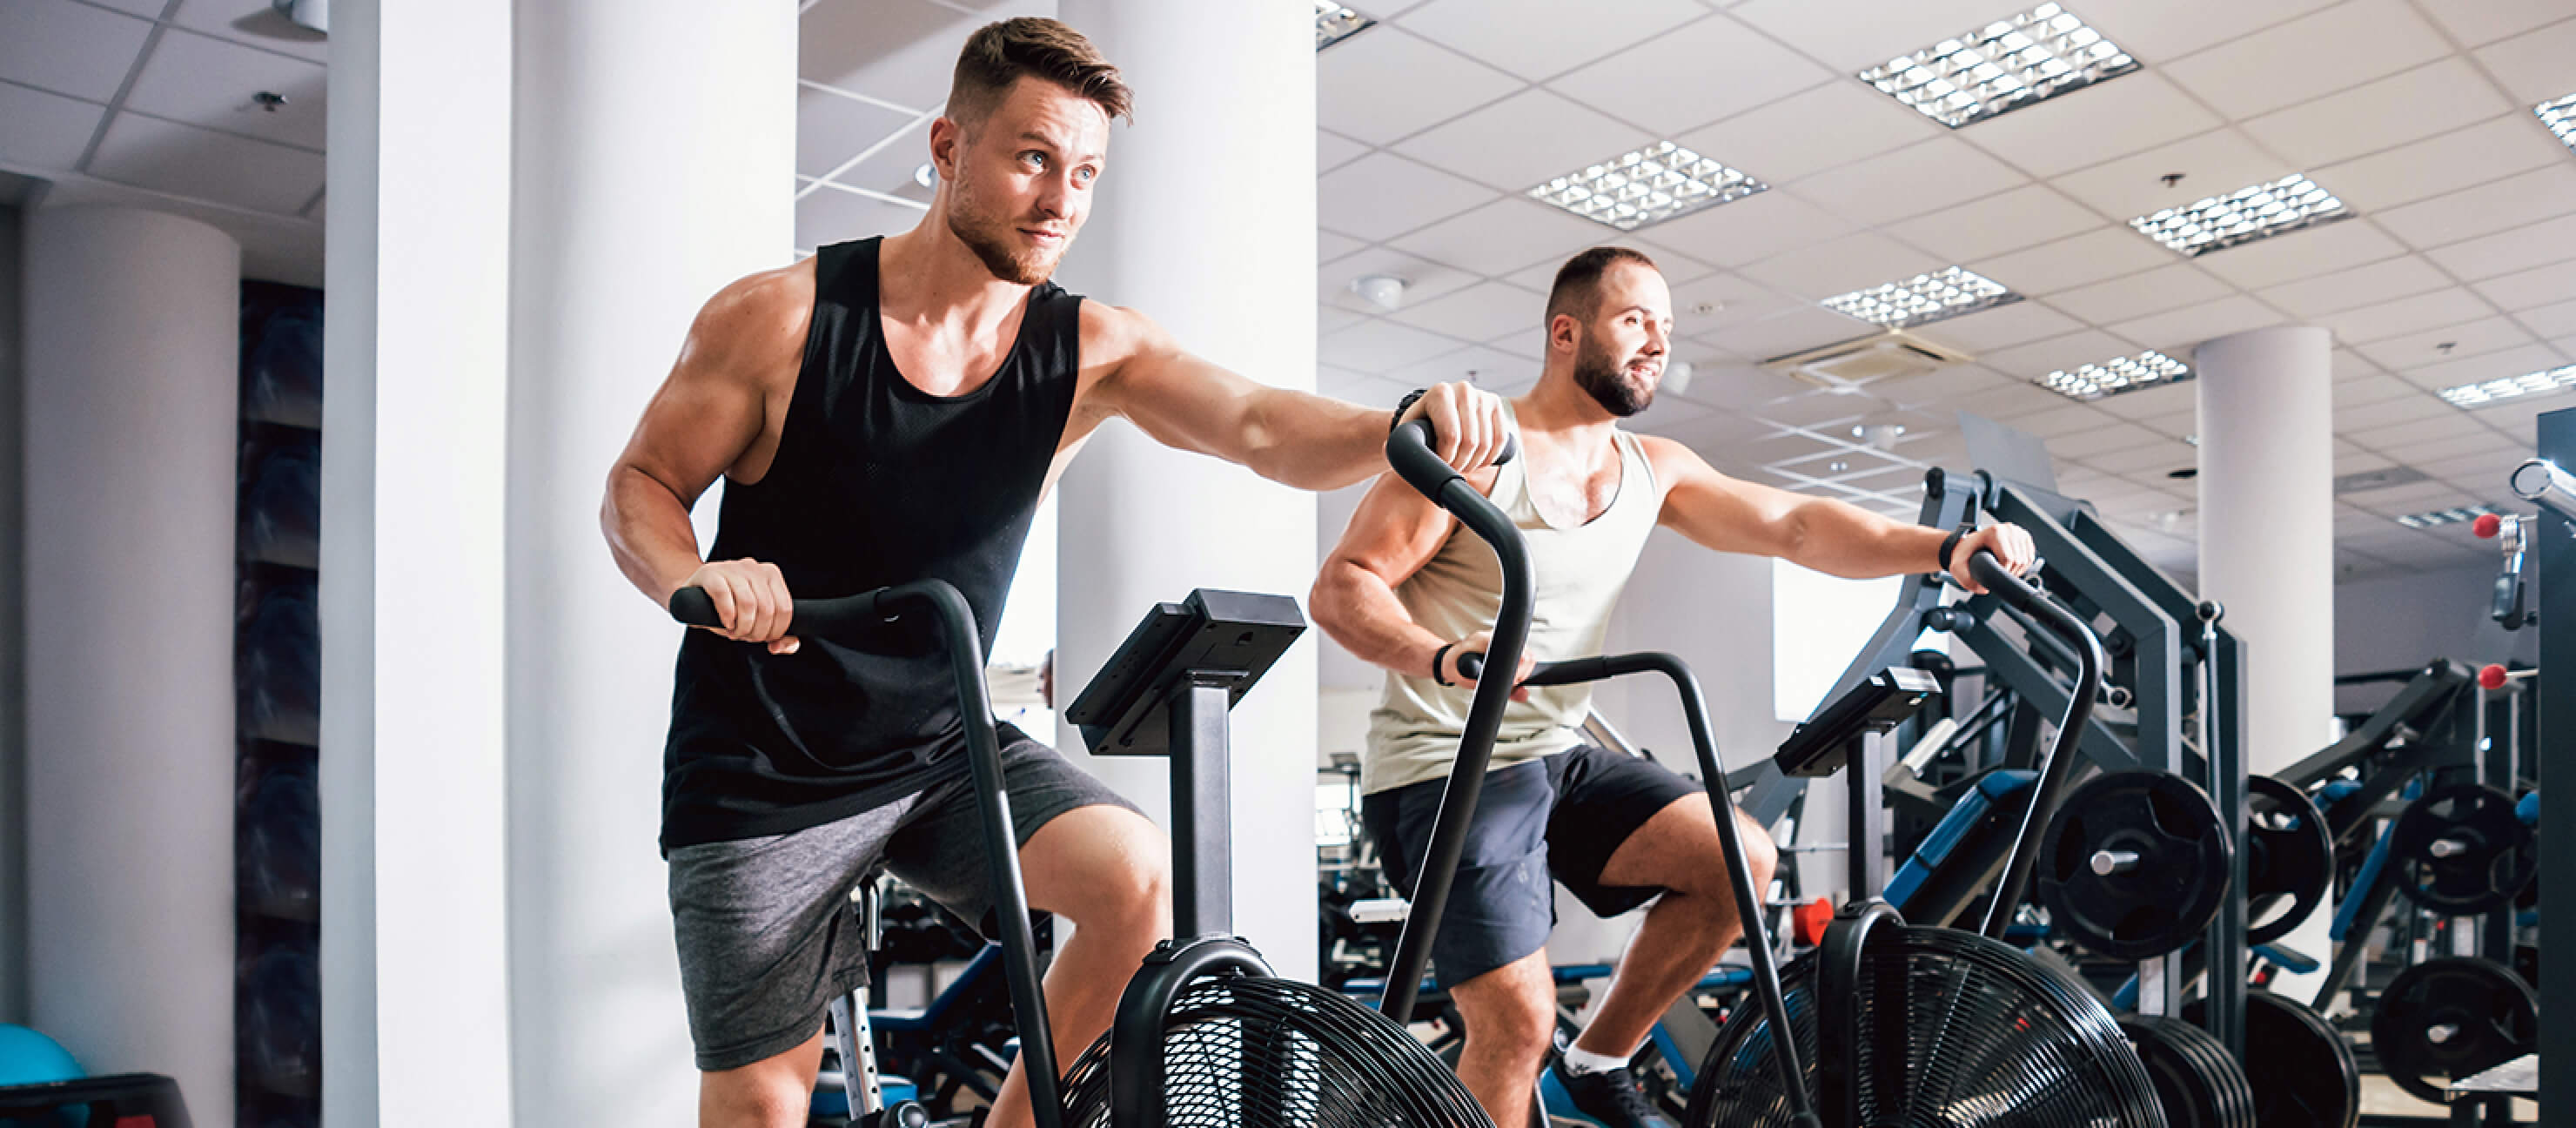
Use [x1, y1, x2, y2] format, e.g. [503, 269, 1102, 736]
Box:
[1527, 141, 1766, 232]
[1315, 2, 1373, 50]
[1858, 3, 2140, 129]
[1822, 266, 2020, 329]
[2440, 363, 2576, 408]
[2395, 504, 2501, 530]
[2131, 173, 2349, 256]
[2037, 349, 2191, 400]
[2539, 93, 2576, 153]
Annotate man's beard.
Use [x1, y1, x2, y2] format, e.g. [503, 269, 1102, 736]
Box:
[1573, 339, 1655, 417]
[947, 178, 1061, 285]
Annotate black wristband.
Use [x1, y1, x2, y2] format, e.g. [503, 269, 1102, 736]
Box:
[1938, 527, 1966, 572]
[1391, 387, 1428, 434]
[1431, 641, 1456, 686]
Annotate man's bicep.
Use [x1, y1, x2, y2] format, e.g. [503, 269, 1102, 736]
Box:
[617, 277, 797, 503]
[1653, 440, 1801, 555]
[1327, 472, 1466, 589]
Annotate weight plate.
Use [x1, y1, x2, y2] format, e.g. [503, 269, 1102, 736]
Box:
[2038, 769, 2232, 960]
[2119, 1013, 2256, 1128]
[2387, 783, 2537, 915]
[2185, 991, 2358, 1128]
[2368, 957, 2537, 1104]
[2245, 776, 2334, 945]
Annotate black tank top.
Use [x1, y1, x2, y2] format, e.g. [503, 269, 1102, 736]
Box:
[661, 237, 1081, 850]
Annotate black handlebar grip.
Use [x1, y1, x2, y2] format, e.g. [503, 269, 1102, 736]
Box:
[669, 586, 721, 628]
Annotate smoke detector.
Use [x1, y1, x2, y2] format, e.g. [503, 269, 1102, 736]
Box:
[1662, 359, 1695, 395]
[1351, 274, 1407, 312]
[1761, 329, 1971, 393]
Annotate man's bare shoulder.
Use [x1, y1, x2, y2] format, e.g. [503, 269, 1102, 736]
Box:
[1075, 298, 1170, 368]
[687, 259, 815, 392]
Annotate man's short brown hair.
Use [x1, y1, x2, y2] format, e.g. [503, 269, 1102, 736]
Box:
[949, 17, 1132, 130]
[1546, 245, 1660, 325]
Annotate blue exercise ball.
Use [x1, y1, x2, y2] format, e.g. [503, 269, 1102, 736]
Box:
[0, 1023, 84, 1085]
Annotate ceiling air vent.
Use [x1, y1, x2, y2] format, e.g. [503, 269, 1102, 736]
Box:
[1761, 330, 1974, 393]
[2333, 467, 2429, 495]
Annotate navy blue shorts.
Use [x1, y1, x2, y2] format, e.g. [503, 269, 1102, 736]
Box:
[1361, 743, 1701, 988]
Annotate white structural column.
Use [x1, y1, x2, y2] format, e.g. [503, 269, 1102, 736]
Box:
[23, 207, 240, 1124]
[506, 3, 794, 1125]
[1053, 0, 1320, 976]
[2195, 325, 2336, 987]
[322, 2, 515, 1124]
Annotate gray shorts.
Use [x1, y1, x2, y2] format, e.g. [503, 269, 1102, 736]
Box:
[667, 737, 1140, 1071]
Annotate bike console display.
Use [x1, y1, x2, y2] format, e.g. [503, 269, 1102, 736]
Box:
[1774, 667, 1941, 778]
[1067, 588, 1305, 758]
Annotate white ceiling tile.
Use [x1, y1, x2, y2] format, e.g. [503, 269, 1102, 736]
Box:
[2335, 371, 2422, 407]
[2313, 115, 2572, 215]
[1674, 81, 1940, 187]
[1981, 329, 2146, 380]
[2425, 212, 2576, 283]
[2066, 439, 2195, 475]
[2241, 58, 2512, 170]
[120, 29, 327, 151]
[2415, 0, 2576, 46]
[1318, 305, 1366, 338]
[2258, 256, 2452, 319]
[1884, 185, 2106, 265]
[1319, 230, 1366, 265]
[1913, 300, 2088, 354]
[1318, 129, 1369, 172]
[1318, 245, 1483, 313]
[795, 185, 928, 251]
[2333, 393, 2445, 432]
[1789, 136, 2029, 228]
[1549, 14, 1833, 136]
[2472, 260, 2576, 312]
[1318, 365, 1415, 402]
[1716, 306, 1880, 359]
[1738, 231, 1948, 302]
[2344, 410, 2497, 449]
[1388, 195, 1616, 277]
[1665, 361, 1815, 412]
[1967, 227, 2174, 295]
[2161, 0, 2448, 119]
[799, 0, 1016, 108]
[1731, 0, 2056, 73]
[2051, 129, 2298, 225]
[0, 0, 152, 103]
[2354, 316, 2542, 372]
[2103, 295, 2287, 352]
[1394, 0, 1705, 81]
[2090, 379, 2199, 420]
[0, 81, 106, 170]
[1387, 279, 1546, 343]
[796, 85, 921, 179]
[1948, 379, 2074, 421]
[1669, 271, 1808, 336]
[2009, 402, 2129, 439]
[80, 0, 164, 15]
[2321, 287, 2501, 344]
[1868, 364, 2014, 407]
[1958, 73, 2224, 179]
[1392, 88, 1653, 193]
[2373, 430, 2519, 467]
[2390, 343, 2573, 394]
[2191, 218, 2407, 291]
[2333, 347, 2388, 380]
[2050, 263, 2235, 325]
[2515, 299, 2576, 340]
[1316, 152, 1500, 241]
[1386, 344, 1540, 395]
[1318, 318, 1471, 374]
[85, 111, 321, 215]
[1623, 239, 1721, 286]
[167, 2, 329, 64]
[2472, 16, 2576, 105]
[2076, 0, 2342, 62]
[1640, 189, 1855, 269]
[2374, 165, 2576, 252]
[2335, 448, 2398, 474]
[1317, 27, 1524, 145]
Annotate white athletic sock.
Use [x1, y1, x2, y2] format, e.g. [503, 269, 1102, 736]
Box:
[1560, 1044, 1630, 1076]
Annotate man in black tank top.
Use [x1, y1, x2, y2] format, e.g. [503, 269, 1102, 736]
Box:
[600, 19, 1510, 1128]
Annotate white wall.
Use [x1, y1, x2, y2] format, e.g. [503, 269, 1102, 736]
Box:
[2333, 563, 2538, 713]
[0, 203, 23, 1027]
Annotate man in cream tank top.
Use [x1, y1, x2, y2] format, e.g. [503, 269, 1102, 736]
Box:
[1312, 246, 2036, 1128]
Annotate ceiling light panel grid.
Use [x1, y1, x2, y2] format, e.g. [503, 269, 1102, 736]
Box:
[1316, 2, 1374, 50]
[2441, 363, 2576, 408]
[1858, 3, 2141, 129]
[2038, 349, 2192, 401]
[2540, 93, 2576, 154]
[1527, 141, 1768, 232]
[1823, 266, 2022, 329]
[2130, 173, 2352, 256]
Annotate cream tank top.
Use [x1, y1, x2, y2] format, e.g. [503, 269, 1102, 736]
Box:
[1363, 419, 1660, 795]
